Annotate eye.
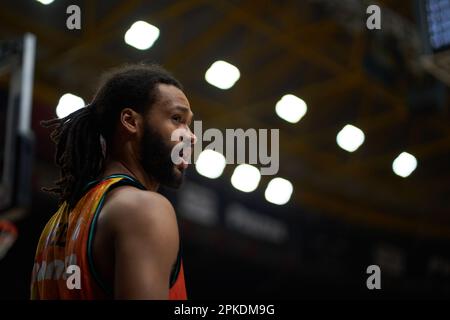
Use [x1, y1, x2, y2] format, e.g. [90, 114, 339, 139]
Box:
[172, 115, 183, 123]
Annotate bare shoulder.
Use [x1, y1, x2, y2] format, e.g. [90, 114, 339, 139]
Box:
[94, 186, 180, 298]
[99, 186, 179, 240]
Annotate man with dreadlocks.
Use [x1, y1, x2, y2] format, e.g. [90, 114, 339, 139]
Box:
[30, 64, 195, 300]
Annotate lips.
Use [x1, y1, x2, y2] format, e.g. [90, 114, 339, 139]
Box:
[177, 157, 189, 170]
[176, 147, 190, 170]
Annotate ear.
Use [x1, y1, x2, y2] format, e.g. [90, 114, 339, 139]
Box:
[120, 108, 143, 136]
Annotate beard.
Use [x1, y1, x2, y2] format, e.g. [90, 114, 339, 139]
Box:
[140, 125, 184, 188]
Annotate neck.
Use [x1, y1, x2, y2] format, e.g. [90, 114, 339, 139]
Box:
[101, 158, 160, 192]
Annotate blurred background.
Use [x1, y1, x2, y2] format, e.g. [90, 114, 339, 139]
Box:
[1, 0, 450, 299]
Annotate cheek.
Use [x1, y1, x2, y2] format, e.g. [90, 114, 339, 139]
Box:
[166, 119, 188, 139]
[161, 121, 180, 146]
[151, 118, 172, 137]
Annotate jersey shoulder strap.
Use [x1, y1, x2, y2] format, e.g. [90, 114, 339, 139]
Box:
[86, 174, 183, 293]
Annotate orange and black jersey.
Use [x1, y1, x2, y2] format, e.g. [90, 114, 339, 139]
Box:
[31, 174, 187, 300]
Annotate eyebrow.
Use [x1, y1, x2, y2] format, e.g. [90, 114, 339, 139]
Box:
[172, 105, 194, 119]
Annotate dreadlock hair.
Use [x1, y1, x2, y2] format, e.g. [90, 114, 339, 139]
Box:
[41, 63, 183, 208]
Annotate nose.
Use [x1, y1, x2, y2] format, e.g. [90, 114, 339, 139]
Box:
[186, 126, 197, 145]
[177, 127, 197, 146]
[190, 131, 197, 145]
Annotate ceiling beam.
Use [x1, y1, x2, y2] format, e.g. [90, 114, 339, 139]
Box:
[211, 0, 346, 74]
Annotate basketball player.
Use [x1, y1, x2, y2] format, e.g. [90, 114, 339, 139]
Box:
[30, 64, 195, 299]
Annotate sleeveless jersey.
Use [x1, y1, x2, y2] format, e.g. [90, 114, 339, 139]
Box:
[30, 174, 187, 300]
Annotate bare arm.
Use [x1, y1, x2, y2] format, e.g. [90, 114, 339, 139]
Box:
[105, 189, 179, 299]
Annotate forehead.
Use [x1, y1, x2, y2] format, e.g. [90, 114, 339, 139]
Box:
[154, 83, 190, 111]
